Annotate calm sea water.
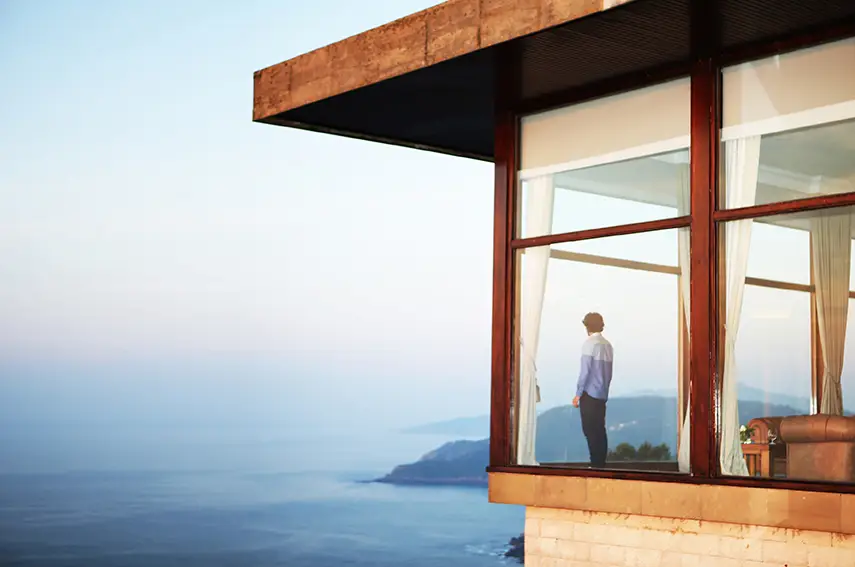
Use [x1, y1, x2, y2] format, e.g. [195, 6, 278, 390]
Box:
[0, 426, 523, 567]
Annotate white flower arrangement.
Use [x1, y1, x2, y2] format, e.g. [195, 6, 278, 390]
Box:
[739, 424, 755, 444]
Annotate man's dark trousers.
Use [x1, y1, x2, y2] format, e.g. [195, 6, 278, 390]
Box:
[580, 392, 608, 467]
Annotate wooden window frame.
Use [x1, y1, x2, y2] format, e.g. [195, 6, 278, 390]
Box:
[488, 23, 855, 494]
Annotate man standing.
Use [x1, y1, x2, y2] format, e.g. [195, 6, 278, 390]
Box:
[572, 312, 613, 468]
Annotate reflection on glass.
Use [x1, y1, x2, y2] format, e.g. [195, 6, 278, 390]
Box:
[513, 229, 689, 473]
[518, 150, 690, 238]
[719, 206, 855, 482]
[720, 120, 855, 210]
[517, 77, 690, 238]
[721, 37, 855, 209]
[746, 222, 810, 285]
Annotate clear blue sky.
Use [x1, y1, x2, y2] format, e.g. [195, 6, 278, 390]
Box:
[0, 0, 497, 431]
[0, 0, 843, 440]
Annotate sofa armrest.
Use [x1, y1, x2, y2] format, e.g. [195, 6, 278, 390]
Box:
[779, 415, 855, 443]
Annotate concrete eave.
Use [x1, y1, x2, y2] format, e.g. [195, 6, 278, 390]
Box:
[252, 0, 635, 122]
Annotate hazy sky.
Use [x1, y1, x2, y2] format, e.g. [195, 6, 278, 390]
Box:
[0, 0, 497, 431]
[1, 1, 850, 442]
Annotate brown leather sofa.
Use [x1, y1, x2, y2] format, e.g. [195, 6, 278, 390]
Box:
[779, 415, 855, 482]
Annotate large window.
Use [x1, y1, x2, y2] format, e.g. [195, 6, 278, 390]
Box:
[717, 37, 855, 483]
[512, 79, 691, 473]
[501, 36, 855, 489]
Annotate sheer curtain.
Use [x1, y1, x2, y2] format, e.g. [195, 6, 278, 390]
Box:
[676, 164, 691, 473]
[811, 208, 852, 416]
[517, 175, 555, 465]
[720, 136, 761, 476]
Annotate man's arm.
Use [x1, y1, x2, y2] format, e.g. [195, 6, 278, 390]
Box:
[575, 354, 592, 399]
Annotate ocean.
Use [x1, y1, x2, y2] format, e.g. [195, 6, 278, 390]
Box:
[0, 426, 524, 567]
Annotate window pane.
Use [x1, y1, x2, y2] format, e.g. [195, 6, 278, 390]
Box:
[736, 286, 812, 413]
[517, 78, 690, 238]
[513, 229, 689, 473]
[718, 206, 854, 482]
[721, 38, 855, 209]
[747, 221, 811, 285]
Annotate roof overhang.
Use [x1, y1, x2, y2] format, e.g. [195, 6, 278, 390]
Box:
[253, 0, 855, 161]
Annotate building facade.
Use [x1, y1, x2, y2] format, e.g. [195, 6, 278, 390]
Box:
[255, 1, 855, 565]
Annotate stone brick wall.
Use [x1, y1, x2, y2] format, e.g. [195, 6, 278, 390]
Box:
[525, 506, 855, 567]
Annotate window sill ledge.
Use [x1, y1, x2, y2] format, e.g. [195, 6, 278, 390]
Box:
[487, 469, 855, 535]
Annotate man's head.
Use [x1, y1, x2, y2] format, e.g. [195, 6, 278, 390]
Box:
[582, 312, 604, 334]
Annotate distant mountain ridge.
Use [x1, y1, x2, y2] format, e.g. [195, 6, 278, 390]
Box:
[401, 415, 489, 437]
[400, 385, 813, 439]
[379, 394, 805, 486]
[628, 384, 810, 414]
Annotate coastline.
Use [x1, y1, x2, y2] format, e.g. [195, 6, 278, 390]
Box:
[371, 476, 488, 488]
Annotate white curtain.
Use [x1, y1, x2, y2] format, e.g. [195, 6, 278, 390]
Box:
[676, 164, 691, 473]
[811, 209, 852, 416]
[720, 136, 761, 477]
[517, 175, 555, 465]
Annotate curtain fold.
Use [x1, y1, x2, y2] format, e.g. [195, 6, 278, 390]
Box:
[517, 175, 555, 465]
[677, 164, 691, 473]
[811, 208, 852, 416]
[721, 136, 761, 477]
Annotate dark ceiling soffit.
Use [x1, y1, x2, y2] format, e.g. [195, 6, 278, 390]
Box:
[256, 0, 692, 161]
[717, 14, 855, 66]
[259, 45, 496, 160]
[257, 115, 493, 162]
[255, 0, 855, 161]
[513, 59, 692, 116]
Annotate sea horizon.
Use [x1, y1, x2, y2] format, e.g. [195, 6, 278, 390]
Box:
[0, 425, 523, 567]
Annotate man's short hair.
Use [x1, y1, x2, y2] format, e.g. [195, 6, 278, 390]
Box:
[583, 312, 604, 333]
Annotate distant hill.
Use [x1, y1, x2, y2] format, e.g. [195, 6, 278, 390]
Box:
[402, 386, 813, 439]
[628, 385, 810, 414]
[375, 440, 489, 486]
[534, 397, 801, 462]
[401, 409, 552, 438]
[401, 415, 489, 437]
[740, 384, 810, 412]
[378, 395, 803, 485]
